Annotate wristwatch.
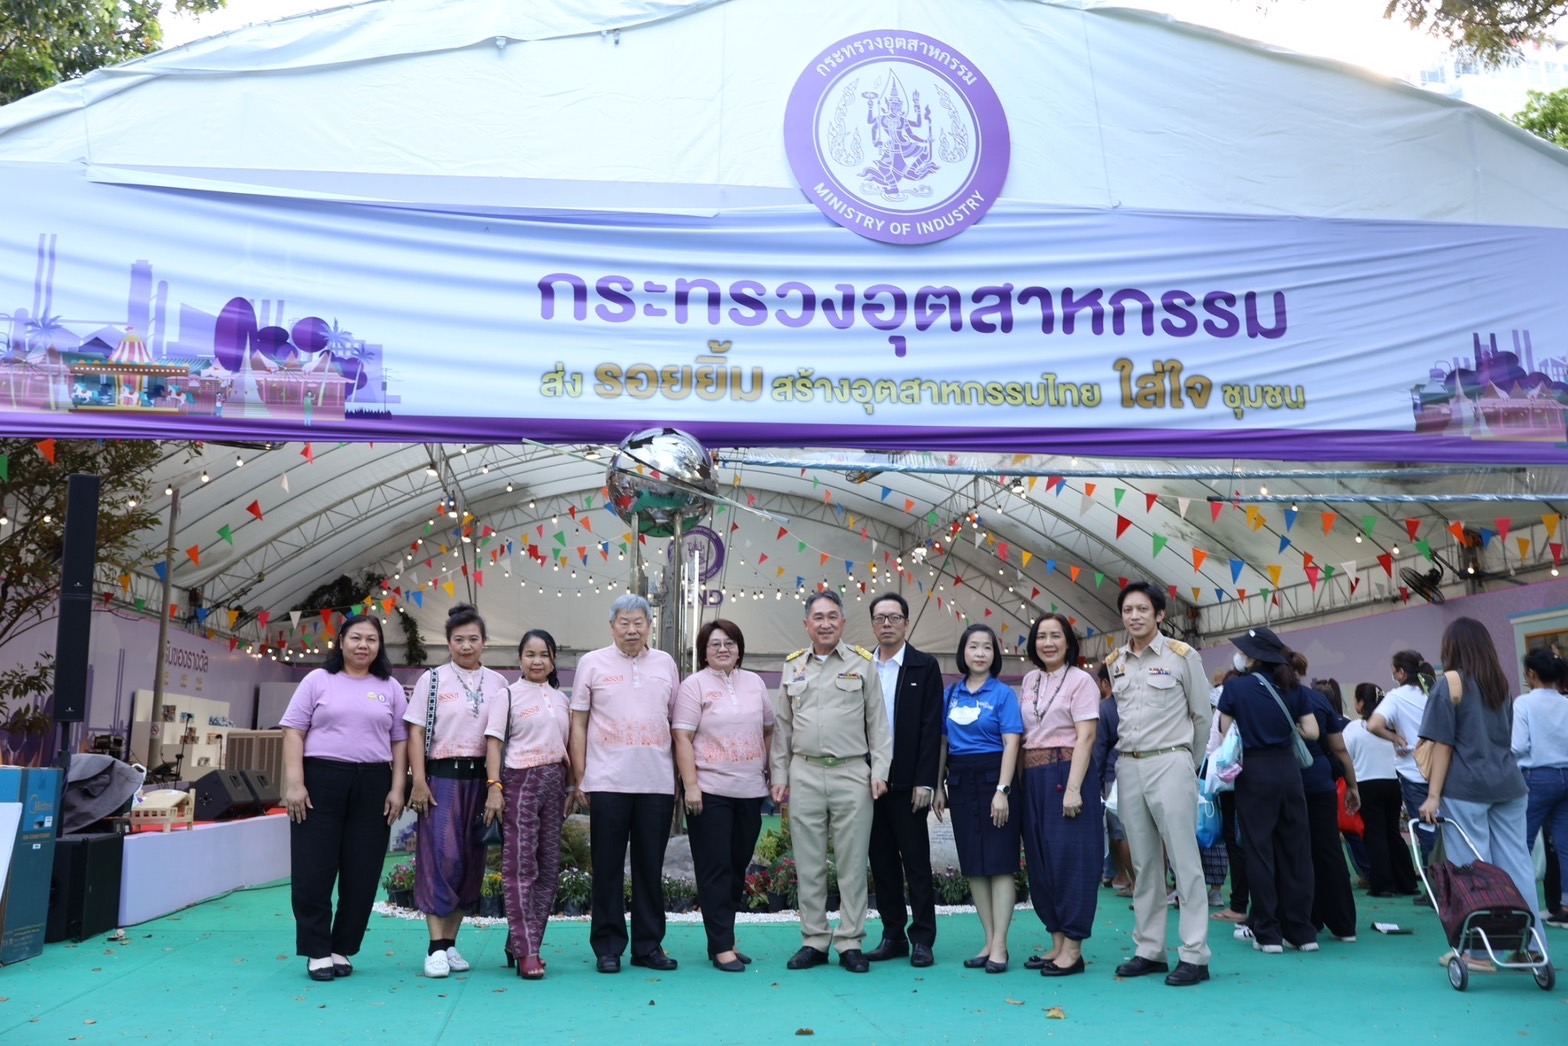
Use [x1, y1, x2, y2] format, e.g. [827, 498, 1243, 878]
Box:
[995, 784, 1011, 796]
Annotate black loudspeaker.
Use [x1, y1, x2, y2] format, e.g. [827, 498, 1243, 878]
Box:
[193, 769, 262, 820]
[240, 770, 280, 810]
[52, 474, 100, 724]
[47, 833, 124, 943]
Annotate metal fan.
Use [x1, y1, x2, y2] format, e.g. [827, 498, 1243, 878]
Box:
[1399, 564, 1446, 604]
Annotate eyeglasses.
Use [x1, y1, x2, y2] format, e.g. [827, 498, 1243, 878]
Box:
[706, 639, 738, 650]
[872, 614, 906, 625]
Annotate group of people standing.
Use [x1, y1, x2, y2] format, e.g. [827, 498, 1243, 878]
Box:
[275, 582, 1564, 986]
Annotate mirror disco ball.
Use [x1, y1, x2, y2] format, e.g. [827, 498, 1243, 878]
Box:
[606, 427, 718, 538]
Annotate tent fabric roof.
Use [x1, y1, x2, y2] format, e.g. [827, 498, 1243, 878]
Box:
[4, 0, 1566, 658]
[1, 0, 1565, 224]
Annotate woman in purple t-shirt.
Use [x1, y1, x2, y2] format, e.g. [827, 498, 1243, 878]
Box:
[280, 614, 408, 982]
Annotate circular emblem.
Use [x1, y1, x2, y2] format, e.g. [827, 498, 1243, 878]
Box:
[666, 523, 724, 582]
[784, 30, 1010, 246]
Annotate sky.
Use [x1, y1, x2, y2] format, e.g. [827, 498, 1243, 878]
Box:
[154, 1, 1522, 110]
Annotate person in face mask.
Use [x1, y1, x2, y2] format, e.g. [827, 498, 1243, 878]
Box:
[1215, 628, 1321, 954]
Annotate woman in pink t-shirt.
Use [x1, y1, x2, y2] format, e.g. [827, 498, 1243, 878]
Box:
[1017, 613, 1101, 977]
[280, 614, 408, 982]
[404, 604, 509, 979]
[673, 619, 775, 972]
[485, 628, 572, 980]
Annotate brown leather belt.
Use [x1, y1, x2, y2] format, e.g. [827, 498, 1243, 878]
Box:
[1123, 744, 1189, 760]
[797, 753, 866, 767]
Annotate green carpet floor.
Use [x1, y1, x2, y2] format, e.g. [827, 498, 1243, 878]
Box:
[3, 860, 1564, 1044]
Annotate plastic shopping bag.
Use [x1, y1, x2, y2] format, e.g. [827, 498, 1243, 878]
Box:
[1196, 791, 1222, 848]
[1211, 724, 1243, 790]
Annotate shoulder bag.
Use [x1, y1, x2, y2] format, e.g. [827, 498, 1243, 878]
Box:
[1252, 672, 1314, 769]
[1414, 670, 1463, 780]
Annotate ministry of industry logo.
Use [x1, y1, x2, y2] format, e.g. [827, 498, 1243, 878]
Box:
[784, 31, 1010, 246]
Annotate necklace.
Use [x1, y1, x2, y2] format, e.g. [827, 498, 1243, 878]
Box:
[451, 663, 485, 716]
[1033, 665, 1067, 718]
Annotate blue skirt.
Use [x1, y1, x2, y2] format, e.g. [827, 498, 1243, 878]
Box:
[948, 752, 1022, 878]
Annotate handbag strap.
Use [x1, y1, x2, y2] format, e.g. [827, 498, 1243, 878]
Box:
[423, 666, 440, 759]
[1252, 672, 1299, 735]
[1442, 669, 1463, 707]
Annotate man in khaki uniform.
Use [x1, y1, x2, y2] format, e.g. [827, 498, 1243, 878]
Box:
[1107, 581, 1212, 987]
[771, 590, 892, 973]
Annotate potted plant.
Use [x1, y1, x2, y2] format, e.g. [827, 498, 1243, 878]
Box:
[767, 856, 798, 912]
[556, 866, 591, 917]
[744, 870, 770, 911]
[383, 861, 415, 909]
[934, 865, 972, 906]
[1014, 855, 1030, 906]
[824, 859, 840, 913]
[663, 875, 698, 913]
[478, 872, 504, 918]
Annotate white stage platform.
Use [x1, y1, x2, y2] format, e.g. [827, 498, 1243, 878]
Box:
[119, 815, 290, 926]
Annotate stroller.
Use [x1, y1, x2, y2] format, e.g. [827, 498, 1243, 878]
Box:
[1410, 817, 1554, 992]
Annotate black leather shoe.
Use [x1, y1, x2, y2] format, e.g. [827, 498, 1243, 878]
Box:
[630, 950, 678, 971]
[735, 951, 753, 965]
[307, 961, 335, 982]
[984, 958, 1008, 974]
[711, 956, 745, 973]
[910, 943, 934, 968]
[787, 946, 830, 970]
[332, 960, 353, 978]
[1041, 956, 1085, 977]
[864, 939, 909, 962]
[1164, 961, 1210, 987]
[596, 955, 621, 974]
[1114, 956, 1170, 978]
[1025, 954, 1051, 970]
[962, 955, 990, 969]
[838, 949, 870, 973]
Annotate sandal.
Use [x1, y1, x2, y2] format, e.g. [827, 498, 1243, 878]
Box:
[1211, 909, 1247, 922]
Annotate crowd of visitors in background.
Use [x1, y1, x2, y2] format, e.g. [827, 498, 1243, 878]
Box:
[274, 586, 1568, 984]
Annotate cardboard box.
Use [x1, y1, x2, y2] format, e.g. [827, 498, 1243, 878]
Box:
[0, 767, 62, 964]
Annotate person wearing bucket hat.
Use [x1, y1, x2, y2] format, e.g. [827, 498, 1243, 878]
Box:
[1217, 628, 1320, 954]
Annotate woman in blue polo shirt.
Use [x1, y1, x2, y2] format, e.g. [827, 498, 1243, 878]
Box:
[935, 623, 1023, 973]
[1216, 626, 1321, 955]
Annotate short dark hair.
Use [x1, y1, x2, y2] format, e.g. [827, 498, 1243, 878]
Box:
[517, 629, 560, 689]
[323, 614, 394, 679]
[1116, 580, 1165, 615]
[955, 623, 1003, 679]
[1525, 646, 1566, 686]
[804, 590, 844, 617]
[446, 603, 486, 640]
[696, 619, 745, 670]
[868, 592, 909, 619]
[1026, 613, 1080, 671]
[1096, 662, 1111, 684]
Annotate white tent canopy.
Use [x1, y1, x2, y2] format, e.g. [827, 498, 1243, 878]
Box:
[2, 0, 1566, 665]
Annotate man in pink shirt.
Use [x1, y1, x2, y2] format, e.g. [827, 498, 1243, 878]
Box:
[569, 594, 681, 974]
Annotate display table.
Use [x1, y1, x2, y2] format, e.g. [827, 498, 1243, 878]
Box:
[118, 814, 290, 926]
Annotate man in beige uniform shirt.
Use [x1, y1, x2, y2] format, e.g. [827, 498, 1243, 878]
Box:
[1107, 581, 1211, 987]
[771, 590, 893, 973]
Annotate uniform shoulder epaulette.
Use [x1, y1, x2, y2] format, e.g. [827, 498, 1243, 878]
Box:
[1167, 639, 1192, 657]
[851, 644, 874, 660]
[1105, 649, 1123, 666]
[785, 648, 808, 662]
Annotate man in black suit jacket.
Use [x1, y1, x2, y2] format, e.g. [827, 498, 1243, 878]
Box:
[863, 593, 945, 967]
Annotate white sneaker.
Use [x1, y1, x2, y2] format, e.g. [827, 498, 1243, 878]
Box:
[1253, 941, 1283, 954]
[1207, 887, 1224, 907]
[1284, 940, 1320, 952]
[1233, 925, 1254, 941]
[445, 947, 470, 972]
[423, 951, 450, 978]
[1332, 934, 1357, 944]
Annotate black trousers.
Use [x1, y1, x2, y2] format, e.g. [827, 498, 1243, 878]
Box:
[587, 791, 674, 959]
[1360, 778, 1419, 894]
[1218, 789, 1249, 912]
[1547, 832, 1562, 914]
[290, 757, 392, 959]
[686, 793, 763, 957]
[1306, 790, 1358, 938]
[1234, 748, 1315, 947]
[868, 788, 938, 947]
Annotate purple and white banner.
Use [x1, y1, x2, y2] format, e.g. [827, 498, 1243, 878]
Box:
[1, 161, 1566, 462]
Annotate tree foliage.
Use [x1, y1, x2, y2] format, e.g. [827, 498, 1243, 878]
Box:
[1381, 2, 1568, 65]
[0, 437, 193, 720]
[0, 0, 226, 106]
[1511, 86, 1568, 144]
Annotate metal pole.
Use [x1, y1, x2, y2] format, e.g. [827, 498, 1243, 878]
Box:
[149, 488, 179, 763]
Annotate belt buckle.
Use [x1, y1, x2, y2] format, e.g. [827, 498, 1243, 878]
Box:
[820, 755, 841, 767]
